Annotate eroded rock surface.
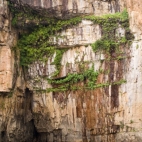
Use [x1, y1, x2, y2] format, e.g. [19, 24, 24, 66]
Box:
[0, 0, 15, 92]
[0, 1, 36, 142]
[9, 0, 121, 18]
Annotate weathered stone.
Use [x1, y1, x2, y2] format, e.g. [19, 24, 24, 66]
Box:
[1, 0, 142, 142]
[0, 46, 13, 92]
[9, 0, 121, 18]
[51, 20, 101, 47]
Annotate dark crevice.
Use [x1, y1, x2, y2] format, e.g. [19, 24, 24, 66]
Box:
[34, 129, 62, 142]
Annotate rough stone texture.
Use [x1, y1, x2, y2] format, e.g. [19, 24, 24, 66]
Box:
[0, 0, 16, 92]
[26, 15, 127, 142]
[0, 1, 36, 142]
[1, 0, 142, 142]
[51, 20, 101, 47]
[0, 46, 12, 91]
[112, 0, 142, 141]
[9, 0, 121, 18]
[0, 87, 36, 142]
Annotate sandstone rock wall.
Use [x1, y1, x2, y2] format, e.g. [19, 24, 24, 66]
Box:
[0, 1, 36, 142]
[26, 18, 129, 142]
[10, 0, 121, 17]
[114, 0, 142, 141]
[0, 0, 15, 92]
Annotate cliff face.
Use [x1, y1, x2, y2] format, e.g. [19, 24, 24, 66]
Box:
[0, 0, 142, 142]
[9, 0, 121, 17]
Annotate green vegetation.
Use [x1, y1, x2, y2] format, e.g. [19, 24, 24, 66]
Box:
[34, 67, 126, 92]
[51, 49, 67, 77]
[48, 67, 99, 89]
[120, 121, 125, 129]
[12, 8, 132, 66]
[17, 17, 83, 67]
[9, 4, 131, 92]
[89, 9, 134, 52]
[130, 120, 134, 124]
[13, 8, 133, 68]
[46, 67, 99, 92]
[0, 101, 5, 109]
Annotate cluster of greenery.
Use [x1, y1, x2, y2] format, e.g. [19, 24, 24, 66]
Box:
[34, 66, 126, 92]
[51, 49, 67, 77]
[13, 8, 133, 67]
[11, 5, 132, 65]
[45, 67, 99, 92]
[9, 3, 131, 92]
[48, 67, 99, 90]
[88, 9, 134, 52]
[17, 16, 82, 66]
